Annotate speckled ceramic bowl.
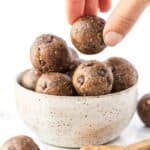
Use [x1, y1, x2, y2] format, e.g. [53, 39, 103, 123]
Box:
[15, 72, 138, 148]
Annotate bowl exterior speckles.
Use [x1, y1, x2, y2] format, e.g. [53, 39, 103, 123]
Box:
[15, 73, 138, 148]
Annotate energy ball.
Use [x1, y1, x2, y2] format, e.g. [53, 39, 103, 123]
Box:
[36, 72, 75, 96]
[72, 60, 113, 96]
[71, 16, 106, 54]
[20, 69, 41, 91]
[0, 135, 39, 150]
[30, 34, 70, 73]
[137, 94, 150, 127]
[105, 57, 138, 92]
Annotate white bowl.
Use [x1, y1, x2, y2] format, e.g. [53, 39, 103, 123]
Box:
[15, 72, 138, 148]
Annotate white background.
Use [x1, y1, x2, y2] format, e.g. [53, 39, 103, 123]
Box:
[0, 0, 150, 149]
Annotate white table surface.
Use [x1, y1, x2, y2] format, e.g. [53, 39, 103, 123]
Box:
[0, 86, 150, 150]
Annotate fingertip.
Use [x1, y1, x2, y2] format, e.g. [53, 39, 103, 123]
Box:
[99, 0, 111, 12]
[67, 15, 79, 25]
[103, 0, 147, 46]
[66, 0, 85, 24]
[84, 0, 98, 16]
[103, 31, 123, 46]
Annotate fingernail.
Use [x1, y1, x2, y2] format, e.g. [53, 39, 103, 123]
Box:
[104, 32, 123, 46]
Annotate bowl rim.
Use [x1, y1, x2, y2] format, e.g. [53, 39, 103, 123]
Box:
[15, 71, 138, 99]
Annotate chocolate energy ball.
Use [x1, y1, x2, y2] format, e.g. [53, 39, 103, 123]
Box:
[30, 34, 70, 73]
[0, 135, 39, 150]
[36, 72, 75, 96]
[137, 94, 150, 127]
[105, 57, 138, 92]
[20, 69, 41, 91]
[72, 60, 113, 96]
[71, 16, 106, 54]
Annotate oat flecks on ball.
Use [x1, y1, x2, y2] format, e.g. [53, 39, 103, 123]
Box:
[72, 60, 113, 96]
[0, 135, 40, 150]
[105, 57, 138, 92]
[20, 69, 41, 91]
[30, 34, 70, 73]
[36, 72, 75, 96]
[137, 94, 150, 127]
[71, 16, 106, 54]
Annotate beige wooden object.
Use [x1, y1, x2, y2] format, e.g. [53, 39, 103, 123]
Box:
[81, 139, 150, 150]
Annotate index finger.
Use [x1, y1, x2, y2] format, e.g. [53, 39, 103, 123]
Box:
[66, 0, 85, 24]
[99, 0, 111, 12]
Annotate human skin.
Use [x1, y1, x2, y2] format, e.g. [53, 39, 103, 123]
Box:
[66, 0, 149, 46]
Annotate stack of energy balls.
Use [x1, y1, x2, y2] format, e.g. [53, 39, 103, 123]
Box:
[20, 16, 138, 96]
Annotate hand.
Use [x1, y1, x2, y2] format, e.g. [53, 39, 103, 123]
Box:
[66, 0, 149, 46]
[66, 0, 111, 24]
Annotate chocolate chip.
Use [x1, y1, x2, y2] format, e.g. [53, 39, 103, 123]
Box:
[97, 32, 102, 40]
[77, 75, 85, 85]
[97, 69, 106, 76]
[107, 76, 112, 86]
[46, 35, 53, 43]
[59, 44, 63, 48]
[112, 65, 116, 73]
[39, 60, 46, 66]
[41, 81, 47, 89]
[86, 62, 94, 67]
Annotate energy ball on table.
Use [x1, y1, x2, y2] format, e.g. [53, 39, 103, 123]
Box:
[71, 16, 106, 54]
[20, 69, 41, 91]
[36, 72, 75, 96]
[72, 60, 113, 96]
[105, 57, 138, 92]
[137, 94, 150, 127]
[30, 34, 70, 73]
[0, 135, 39, 150]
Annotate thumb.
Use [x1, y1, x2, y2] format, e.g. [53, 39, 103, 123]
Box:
[103, 0, 149, 46]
